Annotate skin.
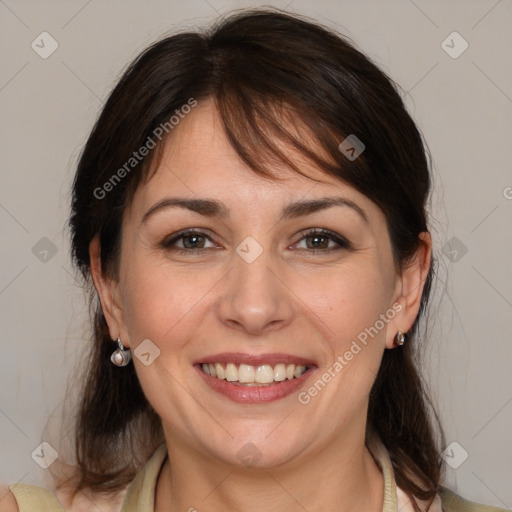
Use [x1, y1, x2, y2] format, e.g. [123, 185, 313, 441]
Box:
[88, 98, 431, 512]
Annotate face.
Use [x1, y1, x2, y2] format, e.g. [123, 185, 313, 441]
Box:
[94, 98, 425, 470]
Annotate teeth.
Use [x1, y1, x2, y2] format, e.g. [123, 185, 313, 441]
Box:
[255, 364, 274, 384]
[201, 362, 308, 383]
[273, 363, 287, 382]
[225, 363, 238, 382]
[214, 363, 225, 380]
[294, 365, 306, 378]
[238, 364, 255, 383]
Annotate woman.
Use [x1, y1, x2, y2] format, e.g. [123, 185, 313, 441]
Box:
[3, 8, 506, 512]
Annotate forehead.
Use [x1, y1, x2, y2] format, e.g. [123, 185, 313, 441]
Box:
[127, 98, 378, 222]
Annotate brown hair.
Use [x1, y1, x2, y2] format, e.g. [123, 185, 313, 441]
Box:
[66, 8, 445, 510]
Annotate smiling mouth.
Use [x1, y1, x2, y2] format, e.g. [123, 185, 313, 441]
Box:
[200, 362, 310, 386]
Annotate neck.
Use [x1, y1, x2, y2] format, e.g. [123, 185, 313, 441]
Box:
[155, 429, 384, 512]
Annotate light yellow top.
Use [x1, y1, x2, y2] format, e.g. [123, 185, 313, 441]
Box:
[9, 435, 508, 511]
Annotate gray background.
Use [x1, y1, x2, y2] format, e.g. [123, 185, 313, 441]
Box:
[1, 0, 511, 509]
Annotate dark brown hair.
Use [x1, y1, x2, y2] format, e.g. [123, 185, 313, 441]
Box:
[65, 8, 445, 510]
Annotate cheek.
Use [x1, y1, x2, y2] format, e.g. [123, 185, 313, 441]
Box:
[120, 256, 207, 346]
[301, 261, 394, 347]
[297, 261, 394, 407]
[291, 263, 394, 424]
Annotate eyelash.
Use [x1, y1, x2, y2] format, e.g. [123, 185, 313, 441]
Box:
[161, 228, 352, 255]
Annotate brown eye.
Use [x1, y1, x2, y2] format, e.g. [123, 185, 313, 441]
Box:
[162, 229, 217, 254]
[294, 229, 351, 252]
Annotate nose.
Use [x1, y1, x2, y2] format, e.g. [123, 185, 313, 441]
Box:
[216, 245, 295, 336]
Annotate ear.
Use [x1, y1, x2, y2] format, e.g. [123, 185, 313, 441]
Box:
[385, 232, 432, 349]
[89, 235, 129, 347]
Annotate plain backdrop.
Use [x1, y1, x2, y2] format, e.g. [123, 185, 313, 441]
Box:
[1, 0, 511, 509]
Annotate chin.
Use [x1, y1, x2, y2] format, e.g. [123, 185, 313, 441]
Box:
[203, 429, 310, 470]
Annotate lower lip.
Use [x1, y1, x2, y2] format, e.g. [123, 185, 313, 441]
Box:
[195, 365, 316, 404]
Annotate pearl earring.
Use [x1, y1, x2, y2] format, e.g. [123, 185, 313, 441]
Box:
[110, 336, 132, 366]
[395, 331, 406, 346]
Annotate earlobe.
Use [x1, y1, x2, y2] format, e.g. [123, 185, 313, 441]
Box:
[89, 236, 127, 345]
[386, 232, 432, 349]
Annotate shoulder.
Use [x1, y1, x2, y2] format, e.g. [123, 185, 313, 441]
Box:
[3, 483, 65, 511]
[439, 486, 509, 512]
[3, 482, 127, 512]
[0, 486, 19, 511]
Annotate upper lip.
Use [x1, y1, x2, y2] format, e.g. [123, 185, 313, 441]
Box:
[194, 352, 317, 367]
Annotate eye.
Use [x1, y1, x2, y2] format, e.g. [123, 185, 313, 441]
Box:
[161, 227, 351, 256]
[161, 229, 218, 254]
[293, 228, 351, 253]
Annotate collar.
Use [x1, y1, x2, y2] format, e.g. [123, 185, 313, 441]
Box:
[121, 435, 441, 511]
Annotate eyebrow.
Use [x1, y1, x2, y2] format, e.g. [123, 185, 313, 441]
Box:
[140, 196, 369, 226]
